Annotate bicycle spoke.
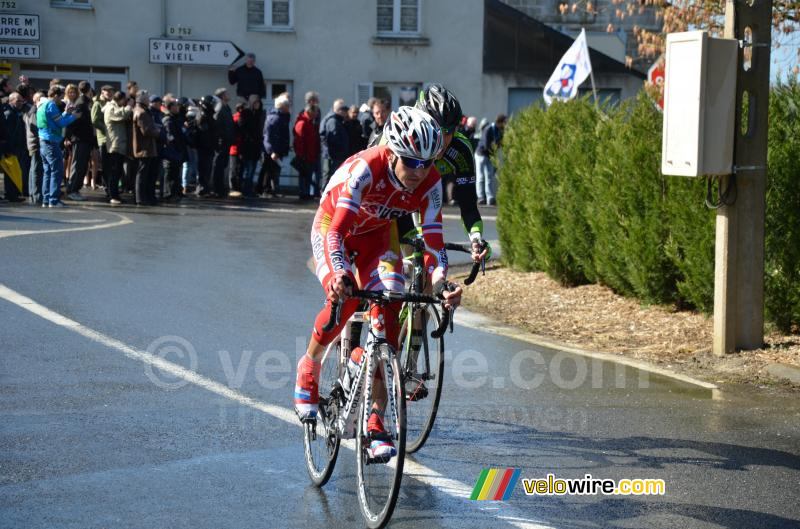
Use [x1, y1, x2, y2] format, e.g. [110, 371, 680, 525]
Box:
[357, 345, 405, 529]
[401, 304, 445, 453]
[303, 341, 341, 487]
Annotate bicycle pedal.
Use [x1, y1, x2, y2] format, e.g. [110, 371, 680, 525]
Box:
[366, 455, 392, 465]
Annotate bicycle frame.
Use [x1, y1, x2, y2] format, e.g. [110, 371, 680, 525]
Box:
[322, 304, 399, 442]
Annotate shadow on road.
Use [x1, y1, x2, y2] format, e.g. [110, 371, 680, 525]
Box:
[524, 497, 798, 529]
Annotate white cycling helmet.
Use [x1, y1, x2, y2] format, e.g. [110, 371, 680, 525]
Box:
[384, 106, 443, 162]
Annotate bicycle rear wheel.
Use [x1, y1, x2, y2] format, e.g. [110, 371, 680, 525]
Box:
[399, 303, 445, 453]
[356, 344, 406, 529]
[303, 340, 342, 487]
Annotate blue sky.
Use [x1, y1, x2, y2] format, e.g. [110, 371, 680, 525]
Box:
[769, 29, 798, 84]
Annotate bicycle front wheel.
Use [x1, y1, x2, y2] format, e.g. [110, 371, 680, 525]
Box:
[303, 340, 342, 487]
[399, 303, 445, 453]
[356, 344, 406, 529]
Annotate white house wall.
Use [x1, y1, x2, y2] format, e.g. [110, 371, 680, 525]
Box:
[16, 0, 639, 121]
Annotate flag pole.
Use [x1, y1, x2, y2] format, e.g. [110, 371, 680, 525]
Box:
[583, 28, 599, 105]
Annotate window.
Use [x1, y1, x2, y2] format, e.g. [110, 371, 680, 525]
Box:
[377, 0, 420, 35]
[508, 88, 544, 114]
[51, 0, 91, 8]
[371, 82, 421, 110]
[267, 80, 292, 108]
[248, 0, 293, 31]
[507, 87, 622, 114]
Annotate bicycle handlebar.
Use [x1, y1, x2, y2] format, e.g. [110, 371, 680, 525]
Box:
[444, 242, 485, 286]
[320, 289, 452, 338]
[402, 238, 487, 286]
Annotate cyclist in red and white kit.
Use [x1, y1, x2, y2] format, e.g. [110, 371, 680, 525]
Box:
[294, 106, 463, 460]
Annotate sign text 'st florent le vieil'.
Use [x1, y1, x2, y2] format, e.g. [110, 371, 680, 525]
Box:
[148, 38, 244, 66]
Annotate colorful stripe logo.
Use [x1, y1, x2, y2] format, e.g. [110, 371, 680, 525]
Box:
[470, 468, 521, 500]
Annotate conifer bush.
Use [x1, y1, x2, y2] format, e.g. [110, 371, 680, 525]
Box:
[765, 80, 800, 332]
[497, 82, 800, 332]
[591, 93, 679, 303]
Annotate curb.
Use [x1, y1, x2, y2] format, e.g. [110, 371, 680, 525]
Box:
[764, 363, 800, 385]
[454, 308, 720, 392]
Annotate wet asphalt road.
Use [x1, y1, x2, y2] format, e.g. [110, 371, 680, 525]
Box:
[1, 200, 799, 529]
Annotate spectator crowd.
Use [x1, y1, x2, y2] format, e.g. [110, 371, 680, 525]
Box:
[1, 52, 504, 208]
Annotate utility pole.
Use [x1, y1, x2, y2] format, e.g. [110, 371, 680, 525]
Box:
[713, 0, 772, 355]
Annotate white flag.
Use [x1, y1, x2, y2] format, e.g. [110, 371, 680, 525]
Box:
[543, 28, 593, 105]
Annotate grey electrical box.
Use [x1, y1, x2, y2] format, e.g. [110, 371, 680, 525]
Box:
[661, 31, 738, 177]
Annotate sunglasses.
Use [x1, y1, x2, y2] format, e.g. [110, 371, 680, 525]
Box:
[400, 156, 434, 170]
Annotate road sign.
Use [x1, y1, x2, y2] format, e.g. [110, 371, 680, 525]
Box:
[0, 13, 39, 41]
[149, 38, 244, 66]
[0, 42, 39, 59]
[648, 58, 665, 109]
[167, 25, 193, 37]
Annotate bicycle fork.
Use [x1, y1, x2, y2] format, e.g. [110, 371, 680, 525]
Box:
[361, 303, 400, 462]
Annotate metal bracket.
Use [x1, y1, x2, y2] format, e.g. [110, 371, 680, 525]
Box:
[733, 165, 766, 173]
[738, 40, 770, 48]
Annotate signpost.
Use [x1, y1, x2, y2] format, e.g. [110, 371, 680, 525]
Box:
[148, 38, 244, 66]
[0, 13, 39, 40]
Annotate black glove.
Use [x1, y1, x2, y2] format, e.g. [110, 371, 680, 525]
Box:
[433, 279, 457, 300]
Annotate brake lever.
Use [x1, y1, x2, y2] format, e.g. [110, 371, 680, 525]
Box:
[446, 282, 457, 333]
[449, 306, 455, 333]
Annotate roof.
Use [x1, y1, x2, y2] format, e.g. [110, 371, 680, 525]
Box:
[483, 0, 646, 79]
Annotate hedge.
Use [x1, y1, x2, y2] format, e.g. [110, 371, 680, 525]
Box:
[497, 80, 800, 333]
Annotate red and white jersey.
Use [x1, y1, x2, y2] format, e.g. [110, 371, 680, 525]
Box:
[315, 145, 448, 283]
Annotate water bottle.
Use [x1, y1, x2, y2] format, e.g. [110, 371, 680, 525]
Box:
[342, 346, 364, 396]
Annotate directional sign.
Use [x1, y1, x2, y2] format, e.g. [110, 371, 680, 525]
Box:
[0, 13, 39, 41]
[149, 38, 244, 66]
[0, 42, 39, 59]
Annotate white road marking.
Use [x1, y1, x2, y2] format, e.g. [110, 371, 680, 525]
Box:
[0, 211, 133, 239]
[0, 283, 553, 529]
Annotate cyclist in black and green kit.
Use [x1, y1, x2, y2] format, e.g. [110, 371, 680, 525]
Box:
[370, 84, 491, 264]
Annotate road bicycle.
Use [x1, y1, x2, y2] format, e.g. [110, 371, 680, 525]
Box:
[398, 236, 486, 452]
[302, 288, 450, 529]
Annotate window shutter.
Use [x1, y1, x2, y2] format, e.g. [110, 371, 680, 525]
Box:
[355, 83, 374, 106]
